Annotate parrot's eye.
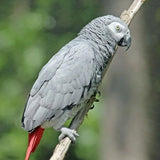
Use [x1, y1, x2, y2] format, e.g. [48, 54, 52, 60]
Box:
[115, 25, 121, 32]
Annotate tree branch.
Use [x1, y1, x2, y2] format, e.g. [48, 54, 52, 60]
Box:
[49, 0, 146, 160]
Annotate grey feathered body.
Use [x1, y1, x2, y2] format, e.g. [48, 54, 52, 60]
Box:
[22, 16, 118, 132]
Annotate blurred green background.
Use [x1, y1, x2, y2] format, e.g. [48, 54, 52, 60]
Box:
[0, 0, 160, 160]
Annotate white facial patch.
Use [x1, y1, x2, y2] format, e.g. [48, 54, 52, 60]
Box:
[107, 22, 127, 42]
[108, 22, 124, 32]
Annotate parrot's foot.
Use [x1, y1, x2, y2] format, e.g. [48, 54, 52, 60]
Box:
[95, 99, 99, 102]
[90, 104, 95, 110]
[58, 127, 79, 142]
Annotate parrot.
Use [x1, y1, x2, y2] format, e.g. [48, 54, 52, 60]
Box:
[22, 15, 131, 160]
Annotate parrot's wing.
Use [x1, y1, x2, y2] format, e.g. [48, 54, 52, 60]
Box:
[22, 42, 96, 131]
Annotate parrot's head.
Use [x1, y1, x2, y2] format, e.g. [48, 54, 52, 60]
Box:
[107, 20, 131, 50]
[79, 15, 131, 50]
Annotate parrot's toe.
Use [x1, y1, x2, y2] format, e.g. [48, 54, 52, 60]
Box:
[58, 127, 79, 142]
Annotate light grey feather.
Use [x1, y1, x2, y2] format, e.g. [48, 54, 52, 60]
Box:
[22, 15, 131, 132]
[30, 51, 67, 96]
[22, 42, 96, 131]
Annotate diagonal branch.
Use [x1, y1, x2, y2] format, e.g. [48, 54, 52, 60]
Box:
[49, 0, 146, 160]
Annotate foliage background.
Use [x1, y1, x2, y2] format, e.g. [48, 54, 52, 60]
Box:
[0, 0, 160, 160]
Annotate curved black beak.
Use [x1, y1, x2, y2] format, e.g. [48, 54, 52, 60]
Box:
[118, 32, 132, 51]
[126, 36, 131, 51]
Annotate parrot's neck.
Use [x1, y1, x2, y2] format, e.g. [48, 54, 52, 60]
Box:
[78, 27, 117, 54]
[94, 40, 116, 76]
[78, 26, 117, 79]
[79, 33, 116, 63]
[79, 34, 116, 81]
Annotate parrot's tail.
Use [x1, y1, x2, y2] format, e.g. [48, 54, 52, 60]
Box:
[25, 126, 45, 160]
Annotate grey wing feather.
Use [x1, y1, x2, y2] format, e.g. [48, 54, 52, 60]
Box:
[22, 42, 96, 131]
[30, 53, 65, 96]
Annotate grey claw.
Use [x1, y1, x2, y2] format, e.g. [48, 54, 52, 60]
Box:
[95, 99, 99, 102]
[90, 104, 95, 110]
[58, 127, 79, 142]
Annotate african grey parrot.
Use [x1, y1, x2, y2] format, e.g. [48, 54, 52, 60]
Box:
[22, 15, 131, 160]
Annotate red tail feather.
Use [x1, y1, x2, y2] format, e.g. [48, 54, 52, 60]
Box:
[25, 126, 45, 160]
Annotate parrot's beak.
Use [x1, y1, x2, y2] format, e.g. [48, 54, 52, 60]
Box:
[126, 36, 131, 51]
[118, 32, 132, 51]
